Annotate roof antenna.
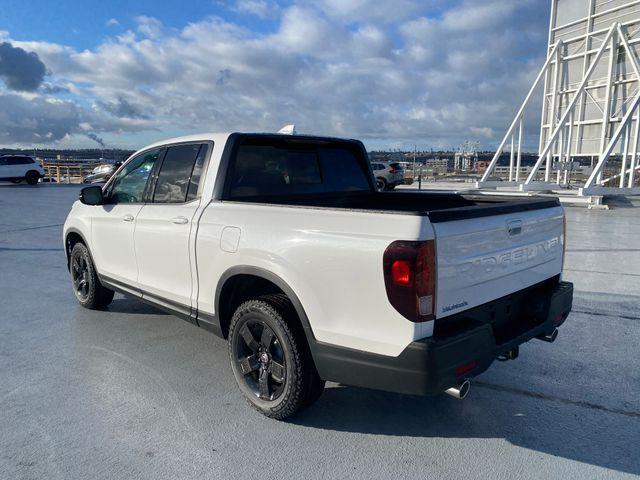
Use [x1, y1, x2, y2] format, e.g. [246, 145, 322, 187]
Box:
[277, 124, 296, 135]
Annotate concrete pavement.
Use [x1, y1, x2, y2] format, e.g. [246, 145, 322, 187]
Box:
[1, 184, 639, 479]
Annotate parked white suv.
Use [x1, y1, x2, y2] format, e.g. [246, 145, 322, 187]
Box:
[0, 155, 44, 184]
[63, 132, 573, 419]
[371, 161, 404, 190]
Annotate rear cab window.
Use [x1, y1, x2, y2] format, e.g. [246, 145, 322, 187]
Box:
[224, 136, 372, 199]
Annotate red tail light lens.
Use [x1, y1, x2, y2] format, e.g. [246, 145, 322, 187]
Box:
[391, 260, 413, 286]
[383, 240, 437, 322]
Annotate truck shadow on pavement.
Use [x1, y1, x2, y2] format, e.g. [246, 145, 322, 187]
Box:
[105, 297, 170, 316]
[293, 382, 640, 476]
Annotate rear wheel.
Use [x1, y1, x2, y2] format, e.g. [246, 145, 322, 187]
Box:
[10, 178, 22, 184]
[70, 243, 114, 309]
[25, 171, 40, 185]
[228, 295, 324, 420]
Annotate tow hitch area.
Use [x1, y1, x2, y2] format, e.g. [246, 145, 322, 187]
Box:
[496, 346, 519, 362]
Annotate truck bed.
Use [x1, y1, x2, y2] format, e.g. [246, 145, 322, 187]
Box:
[226, 191, 560, 221]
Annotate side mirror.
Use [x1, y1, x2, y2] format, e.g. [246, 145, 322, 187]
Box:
[80, 185, 104, 205]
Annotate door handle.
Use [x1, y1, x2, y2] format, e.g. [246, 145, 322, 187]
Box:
[171, 216, 189, 225]
[122, 214, 135, 222]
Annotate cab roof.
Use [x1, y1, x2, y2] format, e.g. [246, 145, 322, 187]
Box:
[130, 132, 359, 159]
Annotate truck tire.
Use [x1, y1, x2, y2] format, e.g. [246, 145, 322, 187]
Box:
[228, 295, 324, 419]
[70, 243, 114, 309]
[25, 171, 40, 185]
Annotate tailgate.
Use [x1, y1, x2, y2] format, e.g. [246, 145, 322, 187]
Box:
[432, 205, 565, 318]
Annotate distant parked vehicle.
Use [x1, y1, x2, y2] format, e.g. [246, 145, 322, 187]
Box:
[371, 162, 404, 190]
[84, 162, 121, 184]
[0, 155, 44, 185]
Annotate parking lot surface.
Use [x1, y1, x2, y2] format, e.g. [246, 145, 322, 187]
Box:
[1, 184, 639, 479]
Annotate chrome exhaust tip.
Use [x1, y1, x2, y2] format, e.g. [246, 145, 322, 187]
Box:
[445, 380, 470, 399]
[536, 328, 558, 343]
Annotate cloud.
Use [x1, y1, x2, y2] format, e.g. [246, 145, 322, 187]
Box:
[309, 0, 425, 23]
[40, 82, 70, 94]
[0, 91, 153, 146]
[233, 0, 278, 18]
[106, 18, 120, 27]
[0, 42, 46, 91]
[0, 93, 80, 143]
[135, 16, 163, 39]
[1, 0, 551, 149]
[97, 97, 148, 119]
[470, 126, 494, 139]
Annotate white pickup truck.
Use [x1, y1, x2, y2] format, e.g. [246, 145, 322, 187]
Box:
[63, 132, 573, 419]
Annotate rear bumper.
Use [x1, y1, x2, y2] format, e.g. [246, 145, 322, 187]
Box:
[312, 279, 573, 396]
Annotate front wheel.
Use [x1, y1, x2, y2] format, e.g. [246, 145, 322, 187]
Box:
[70, 243, 114, 309]
[376, 177, 387, 191]
[228, 296, 324, 420]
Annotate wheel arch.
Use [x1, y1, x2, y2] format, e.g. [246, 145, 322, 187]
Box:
[64, 228, 89, 269]
[214, 266, 316, 343]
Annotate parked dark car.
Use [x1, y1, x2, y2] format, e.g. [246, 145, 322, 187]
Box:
[84, 162, 121, 184]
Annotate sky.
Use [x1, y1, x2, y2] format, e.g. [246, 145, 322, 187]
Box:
[0, 0, 551, 151]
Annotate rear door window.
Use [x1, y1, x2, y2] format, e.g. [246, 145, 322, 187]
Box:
[186, 144, 210, 201]
[153, 143, 209, 203]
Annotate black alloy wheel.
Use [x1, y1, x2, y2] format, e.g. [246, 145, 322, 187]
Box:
[228, 295, 325, 419]
[235, 319, 286, 401]
[71, 252, 91, 303]
[69, 242, 114, 309]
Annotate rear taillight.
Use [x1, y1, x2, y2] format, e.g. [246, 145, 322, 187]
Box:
[383, 240, 436, 322]
[389, 167, 397, 173]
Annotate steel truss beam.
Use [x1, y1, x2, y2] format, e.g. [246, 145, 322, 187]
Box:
[480, 19, 640, 196]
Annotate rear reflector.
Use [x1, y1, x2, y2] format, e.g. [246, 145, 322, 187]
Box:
[455, 360, 478, 377]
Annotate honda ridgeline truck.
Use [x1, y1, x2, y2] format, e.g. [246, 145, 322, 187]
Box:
[63, 132, 573, 419]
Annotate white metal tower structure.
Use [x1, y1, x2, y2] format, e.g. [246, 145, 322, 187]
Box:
[454, 141, 479, 171]
[479, 0, 640, 196]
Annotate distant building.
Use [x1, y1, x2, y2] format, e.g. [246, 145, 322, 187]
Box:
[424, 158, 449, 174]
